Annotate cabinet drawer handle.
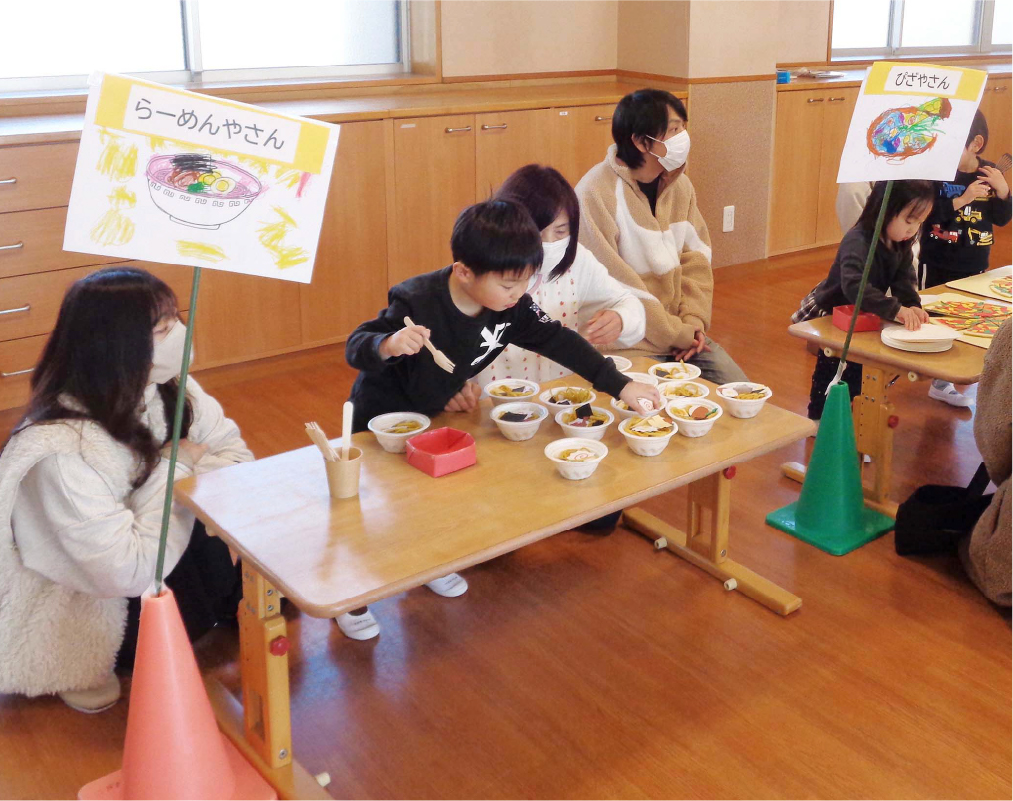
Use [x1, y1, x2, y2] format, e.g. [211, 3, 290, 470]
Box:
[0, 177, 16, 186]
[594, 115, 611, 122]
[444, 126, 472, 133]
[828, 96, 846, 102]
[994, 86, 1008, 92]
[1, 367, 33, 378]
[807, 97, 825, 103]
[480, 124, 508, 130]
[0, 242, 24, 251]
[0, 304, 30, 317]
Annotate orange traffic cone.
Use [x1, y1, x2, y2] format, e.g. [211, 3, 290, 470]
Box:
[79, 589, 276, 800]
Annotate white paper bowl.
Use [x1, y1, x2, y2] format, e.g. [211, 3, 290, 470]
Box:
[367, 412, 431, 453]
[618, 417, 677, 456]
[539, 386, 597, 414]
[610, 395, 662, 420]
[666, 398, 723, 437]
[658, 380, 710, 402]
[648, 361, 703, 382]
[484, 378, 540, 405]
[716, 382, 773, 419]
[605, 355, 633, 372]
[491, 402, 549, 441]
[544, 437, 608, 480]
[621, 371, 659, 387]
[555, 406, 615, 441]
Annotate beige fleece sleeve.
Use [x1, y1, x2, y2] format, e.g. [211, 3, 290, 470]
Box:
[674, 185, 713, 334]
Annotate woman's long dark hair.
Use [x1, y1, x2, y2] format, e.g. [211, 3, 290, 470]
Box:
[496, 164, 580, 281]
[857, 179, 935, 262]
[12, 267, 192, 488]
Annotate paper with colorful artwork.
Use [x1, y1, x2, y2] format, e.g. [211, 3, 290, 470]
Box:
[920, 291, 1011, 348]
[837, 62, 987, 183]
[64, 73, 339, 283]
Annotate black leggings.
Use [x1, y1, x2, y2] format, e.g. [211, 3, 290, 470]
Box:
[116, 519, 242, 672]
[808, 350, 863, 420]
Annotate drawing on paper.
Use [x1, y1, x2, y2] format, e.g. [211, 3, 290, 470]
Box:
[146, 153, 262, 229]
[865, 97, 952, 162]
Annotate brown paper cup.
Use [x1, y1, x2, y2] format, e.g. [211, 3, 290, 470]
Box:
[324, 447, 362, 499]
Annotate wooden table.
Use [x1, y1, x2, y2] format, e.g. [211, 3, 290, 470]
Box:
[786, 283, 990, 517]
[174, 363, 814, 798]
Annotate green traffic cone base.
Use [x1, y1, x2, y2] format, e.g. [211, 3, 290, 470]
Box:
[766, 382, 894, 556]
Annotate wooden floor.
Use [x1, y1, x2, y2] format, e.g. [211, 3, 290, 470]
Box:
[2, 235, 1010, 800]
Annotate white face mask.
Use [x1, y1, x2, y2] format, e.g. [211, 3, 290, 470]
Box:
[648, 129, 691, 171]
[149, 320, 192, 385]
[541, 236, 570, 273]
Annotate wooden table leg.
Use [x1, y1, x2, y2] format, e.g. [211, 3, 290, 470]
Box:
[624, 471, 802, 616]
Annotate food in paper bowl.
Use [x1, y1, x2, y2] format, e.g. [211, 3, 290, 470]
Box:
[485, 379, 540, 405]
[658, 380, 710, 400]
[717, 382, 772, 418]
[621, 371, 659, 387]
[367, 412, 431, 453]
[648, 361, 702, 382]
[618, 415, 677, 456]
[544, 437, 608, 480]
[666, 398, 723, 437]
[146, 153, 262, 230]
[611, 395, 660, 419]
[555, 404, 615, 441]
[491, 402, 548, 441]
[605, 355, 633, 372]
[539, 386, 596, 413]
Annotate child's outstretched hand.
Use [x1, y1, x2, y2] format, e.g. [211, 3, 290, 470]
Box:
[978, 165, 1010, 200]
[956, 179, 992, 208]
[379, 322, 431, 359]
[897, 306, 929, 331]
[444, 381, 482, 413]
[582, 310, 623, 346]
[619, 381, 663, 415]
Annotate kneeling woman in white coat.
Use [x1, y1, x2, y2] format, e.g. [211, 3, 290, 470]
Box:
[0, 267, 253, 712]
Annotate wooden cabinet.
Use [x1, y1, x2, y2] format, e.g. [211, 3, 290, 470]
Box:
[0, 334, 46, 411]
[1, 207, 123, 279]
[300, 120, 389, 346]
[474, 108, 555, 198]
[390, 114, 476, 285]
[0, 142, 78, 213]
[769, 87, 858, 255]
[979, 76, 1011, 163]
[550, 103, 617, 186]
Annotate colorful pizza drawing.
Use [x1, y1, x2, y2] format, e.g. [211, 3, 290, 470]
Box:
[933, 316, 974, 331]
[964, 318, 1003, 338]
[924, 299, 1012, 319]
[990, 276, 1012, 299]
[866, 97, 952, 162]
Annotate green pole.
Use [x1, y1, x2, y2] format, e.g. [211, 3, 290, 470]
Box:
[153, 265, 202, 594]
[835, 179, 894, 378]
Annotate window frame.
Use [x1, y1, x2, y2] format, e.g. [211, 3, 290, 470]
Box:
[0, 0, 410, 95]
[831, 0, 1012, 59]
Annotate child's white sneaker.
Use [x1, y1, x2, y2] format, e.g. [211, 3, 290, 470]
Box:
[928, 380, 973, 408]
[335, 609, 380, 640]
[425, 573, 468, 598]
[58, 672, 121, 713]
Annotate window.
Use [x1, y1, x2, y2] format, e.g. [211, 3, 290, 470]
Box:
[0, 0, 406, 94]
[831, 0, 1012, 58]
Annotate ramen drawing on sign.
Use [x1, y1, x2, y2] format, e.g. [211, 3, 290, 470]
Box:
[146, 153, 263, 229]
[866, 97, 952, 162]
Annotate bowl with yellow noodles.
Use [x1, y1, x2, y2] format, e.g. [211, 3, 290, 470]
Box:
[367, 412, 431, 453]
[716, 382, 773, 419]
[555, 405, 615, 441]
[658, 380, 710, 402]
[491, 402, 548, 441]
[610, 395, 661, 420]
[484, 379, 540, 406]
[544, 437, 608, 480]
[618, 415, 677, 457]
[648, 361, 702, 382]
[666, 398, 723, 437]
[539, 386, 597, 414]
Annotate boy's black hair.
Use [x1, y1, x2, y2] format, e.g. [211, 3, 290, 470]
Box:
[612, 88, 689, 170]
[450, 199, 543, 277]
[966, 109, 989, 151]
[857, 180, 934, 263]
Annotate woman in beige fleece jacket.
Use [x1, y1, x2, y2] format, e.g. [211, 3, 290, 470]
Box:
[575, 88, 748, 385]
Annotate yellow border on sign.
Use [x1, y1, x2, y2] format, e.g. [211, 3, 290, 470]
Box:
[864, 61, 987, 101]
[93, 74, 331, 175]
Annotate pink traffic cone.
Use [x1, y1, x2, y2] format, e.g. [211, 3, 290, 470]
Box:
[79, 589, 276, 800]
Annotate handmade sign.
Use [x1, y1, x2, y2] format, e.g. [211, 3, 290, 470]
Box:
[837, 62, 987, 182]
[64, 73, 339, 283]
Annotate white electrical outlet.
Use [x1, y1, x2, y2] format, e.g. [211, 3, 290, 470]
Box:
[722, 205, 735, 233]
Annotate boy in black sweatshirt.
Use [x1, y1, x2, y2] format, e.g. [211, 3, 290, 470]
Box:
[336, 199, 661, 642]
[920, 110, 1012, 407]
